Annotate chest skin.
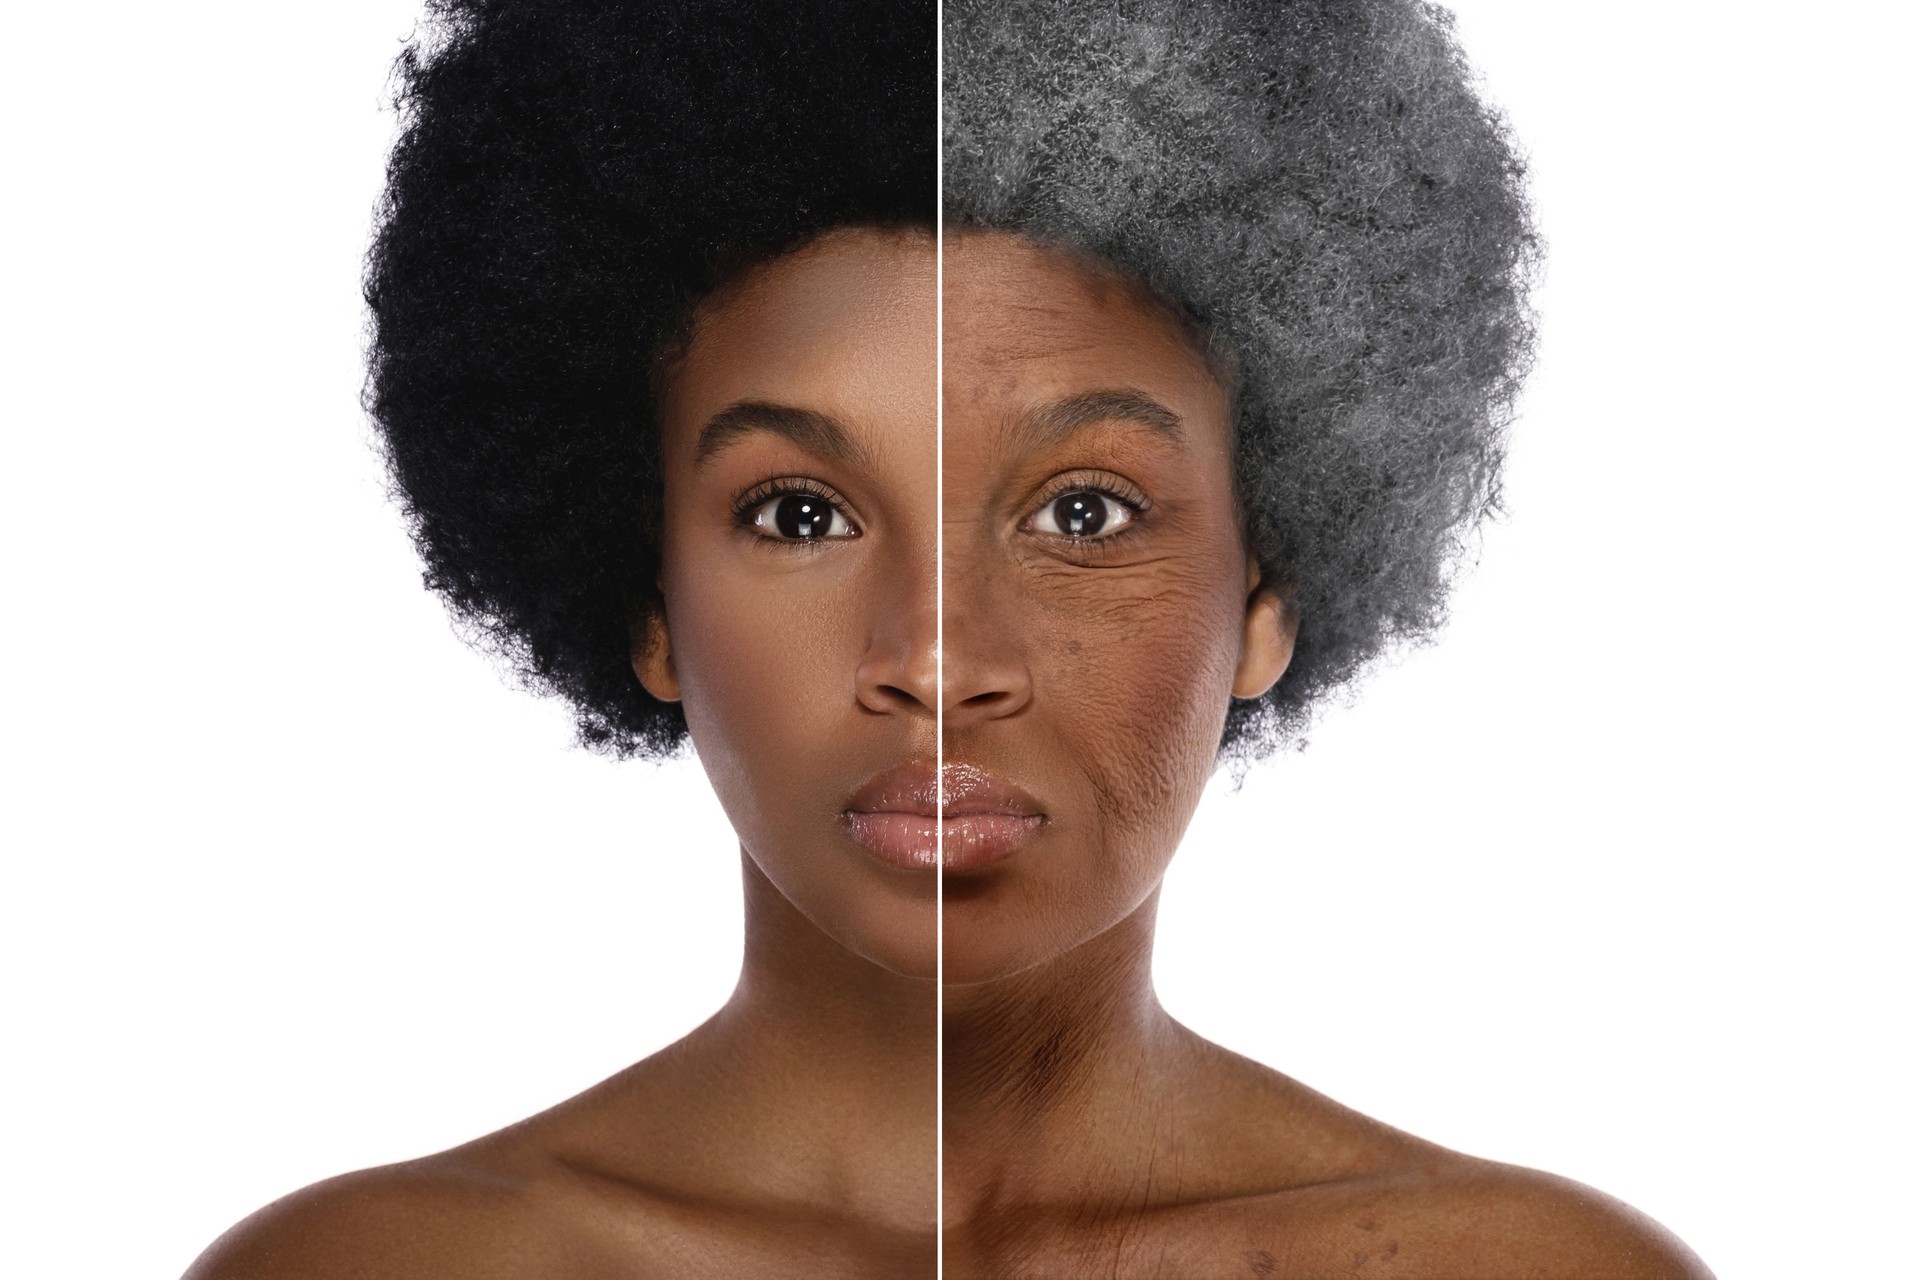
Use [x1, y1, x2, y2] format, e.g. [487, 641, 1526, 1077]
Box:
[942, 1190, 1405, 1280]
[569, 1211, 938, 1280]
[938, 1164, 1713, 1280]
[482, 1164, 939, 1280]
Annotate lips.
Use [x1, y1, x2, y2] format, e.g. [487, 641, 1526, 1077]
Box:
[936, 761, 1047, 871]
[843, 761, 1044, 872]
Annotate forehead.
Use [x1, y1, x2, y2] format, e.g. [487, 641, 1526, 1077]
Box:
[940, 231, 1227, 442]
[662, 228, 936, 450]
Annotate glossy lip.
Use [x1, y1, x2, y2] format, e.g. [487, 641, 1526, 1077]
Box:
[843, 761, 1044, 872]
[937, 761, 1046, 873]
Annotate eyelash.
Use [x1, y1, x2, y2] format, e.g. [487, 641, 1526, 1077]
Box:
[1025, 472, 1152, 547]
[731, 477, 859, 547]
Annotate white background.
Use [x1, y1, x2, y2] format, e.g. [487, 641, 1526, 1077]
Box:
[2, 3, 1912, 1276]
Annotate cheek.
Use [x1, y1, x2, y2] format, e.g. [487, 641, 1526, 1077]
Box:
[1030, 549, 1245, 839]
[663, 550, 865, 816]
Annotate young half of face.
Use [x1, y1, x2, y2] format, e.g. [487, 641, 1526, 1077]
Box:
[639, 226, 941, 978]
[634, 225, 1293, 985]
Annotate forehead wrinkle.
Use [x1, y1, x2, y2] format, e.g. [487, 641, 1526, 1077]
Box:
[961, 330, 1104, 368]
[953, 294, 1116, 360]
[1001, 388, 1187, 457]
[693, 400, 874, 470]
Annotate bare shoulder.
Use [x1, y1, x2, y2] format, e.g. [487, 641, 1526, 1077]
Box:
[1176, 1040, 1712, 1277]
[1275, 1154, 1715, 1279]
[181, 1150, 583, 1280]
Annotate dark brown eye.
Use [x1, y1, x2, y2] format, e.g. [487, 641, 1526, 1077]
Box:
[744, 490, 855, 541]
[777, 494, 834, 538]
[1032, 490, 1133, 538]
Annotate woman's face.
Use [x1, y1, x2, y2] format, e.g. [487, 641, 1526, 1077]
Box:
[639, 226, 1288, 985]
[939, 231, 1289, 985]
[645, 227, 940, 978]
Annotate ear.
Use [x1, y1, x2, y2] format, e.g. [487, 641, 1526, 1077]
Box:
[1232, 557, 1298, 700]
[630, 606, 681, 703]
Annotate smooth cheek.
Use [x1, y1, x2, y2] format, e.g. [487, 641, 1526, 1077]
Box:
[663, 533, 861, 845]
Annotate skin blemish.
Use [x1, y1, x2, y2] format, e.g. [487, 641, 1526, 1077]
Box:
[1243, 1249, 1278, 1276]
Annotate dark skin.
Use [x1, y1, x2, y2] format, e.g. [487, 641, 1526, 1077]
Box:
[187, 228, 943, 1279]
[934, 230, 1713, 1278]
[186, 228, 1711, 1278]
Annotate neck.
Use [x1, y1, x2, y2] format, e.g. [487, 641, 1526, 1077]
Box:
[680, 851, 938, 1230]
[727, 854, 938, 1058]
[941, 889, 1188, 1223]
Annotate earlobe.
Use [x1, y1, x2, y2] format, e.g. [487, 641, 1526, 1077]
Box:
[1232, 571, 1298, 701]
[631, 607, 682, 703]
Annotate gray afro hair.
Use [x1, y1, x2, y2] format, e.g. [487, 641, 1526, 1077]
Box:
[944, 0, 1541, 759]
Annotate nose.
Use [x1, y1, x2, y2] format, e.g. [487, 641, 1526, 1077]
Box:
[940, 568, 1031, 731]
[854, 550, 939, 719]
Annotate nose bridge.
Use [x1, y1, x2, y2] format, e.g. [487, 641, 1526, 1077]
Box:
[939, 530, 1031, 721]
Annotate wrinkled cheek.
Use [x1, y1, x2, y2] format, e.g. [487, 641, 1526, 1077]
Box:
[1050, 594, 1242, 873]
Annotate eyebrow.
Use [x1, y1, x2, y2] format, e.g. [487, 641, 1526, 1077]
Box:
[693, 401, 869, 468]
[1007, 389, 1186, 455]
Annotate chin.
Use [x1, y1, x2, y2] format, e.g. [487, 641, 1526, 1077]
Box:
[811, 880, 942, 982]
[938, 885, 1033, 986]
[939, 829, 1179, 988]
[852, 927, 940, 982]
[938, 884, 1113, 989]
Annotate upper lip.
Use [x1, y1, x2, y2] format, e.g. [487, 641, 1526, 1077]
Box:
[846, 761, 1043, 819]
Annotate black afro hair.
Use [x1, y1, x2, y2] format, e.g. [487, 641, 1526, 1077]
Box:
[944, 0, 1541, 759]
[365, 0, 935, 757]
[370, 0, 1532, 764]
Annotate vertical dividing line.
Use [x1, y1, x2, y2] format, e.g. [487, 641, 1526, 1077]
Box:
[932, 0, 946, 1274]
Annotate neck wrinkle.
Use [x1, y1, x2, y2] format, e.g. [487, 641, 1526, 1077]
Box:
[940, 891, 1179, 1223]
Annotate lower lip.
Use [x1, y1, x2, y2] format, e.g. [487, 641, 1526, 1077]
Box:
[844, 812, 1043, 872]
[845, 812, 938, 870]
[941, 813, 1043, 871]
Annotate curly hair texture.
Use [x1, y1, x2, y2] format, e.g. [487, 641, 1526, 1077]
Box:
[945, 0, 1540, 759]
[365, 0, 934, 757]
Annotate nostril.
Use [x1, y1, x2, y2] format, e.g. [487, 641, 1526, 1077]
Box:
[952, 686, 1029, 718]
[874, 683, 936, 713]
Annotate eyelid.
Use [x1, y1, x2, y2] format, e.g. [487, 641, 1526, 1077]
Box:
[731, 475, 842, 517]
[1024, 471, 1151, 517]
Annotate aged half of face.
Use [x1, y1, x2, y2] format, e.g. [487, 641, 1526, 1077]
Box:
[939, 230, 1294, 986]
